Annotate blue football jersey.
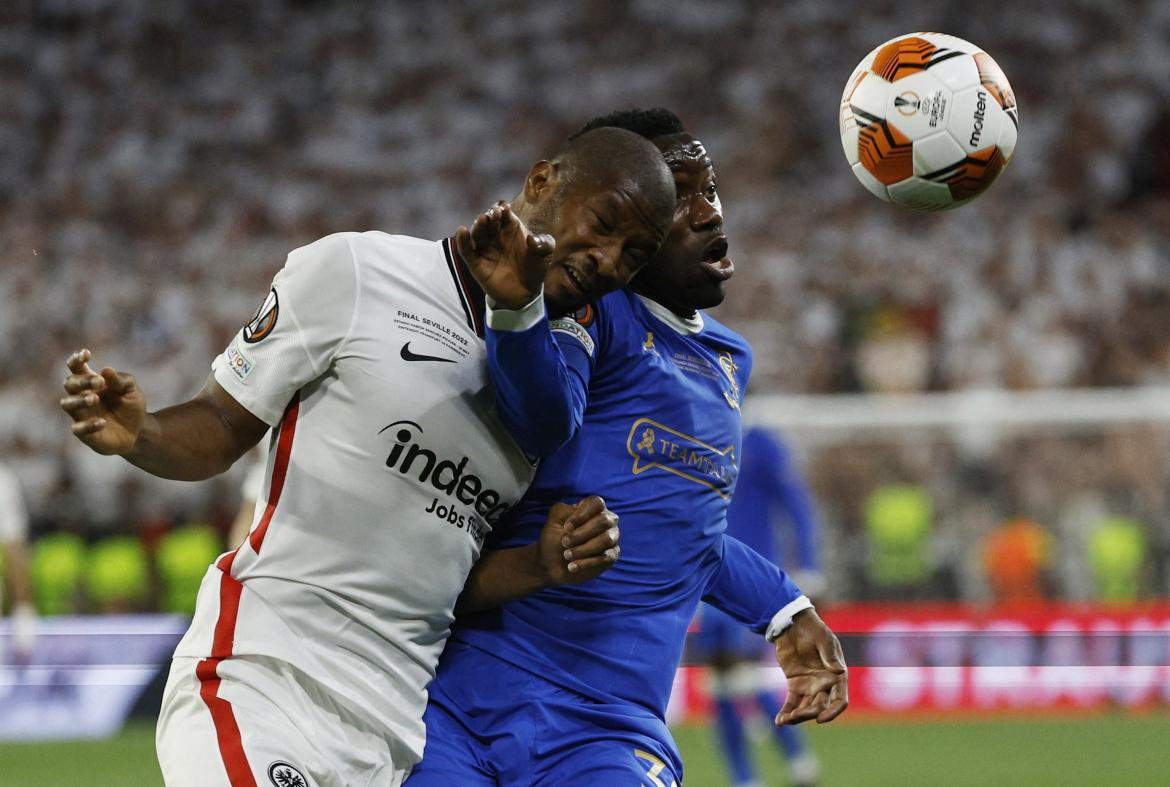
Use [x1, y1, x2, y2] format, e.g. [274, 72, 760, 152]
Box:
[454, 290, 803, 718]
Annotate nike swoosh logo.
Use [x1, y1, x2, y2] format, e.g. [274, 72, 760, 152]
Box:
[400, 342, 457, 363]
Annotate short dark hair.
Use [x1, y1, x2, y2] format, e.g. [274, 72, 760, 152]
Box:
[570, 107, 685, 142]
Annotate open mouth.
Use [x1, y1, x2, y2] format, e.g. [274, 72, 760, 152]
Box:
[700, 236, 734, 281]
[561, 263, 593, 296]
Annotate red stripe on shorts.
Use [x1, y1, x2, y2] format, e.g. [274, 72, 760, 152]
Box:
[198, 393, 300, 786]
[196, 573, 255, 786]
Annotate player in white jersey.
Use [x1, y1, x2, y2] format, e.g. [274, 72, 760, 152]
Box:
[58, 127, 676, 787]
[0, 461, 36, 661]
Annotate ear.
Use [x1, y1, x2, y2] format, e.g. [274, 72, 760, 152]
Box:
[523, 160, 557, 205]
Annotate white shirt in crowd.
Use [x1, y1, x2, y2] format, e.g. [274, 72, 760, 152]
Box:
[0, 462, 29, 544]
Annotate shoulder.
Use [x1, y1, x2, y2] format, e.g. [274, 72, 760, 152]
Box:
[699, 312, 748, 349]
[279, 233, 363, 288]
[353, 231, 437, 254]
[292, 232, 449, 293]
[703, 314, 752, 361]
[594, 289, 644, 339]
[343, 231, 442, 270]
[272, 234, 363, 307]
[700, 313, 753, 384]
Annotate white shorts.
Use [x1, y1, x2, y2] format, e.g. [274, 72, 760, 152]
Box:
[156, 655, 411, 787]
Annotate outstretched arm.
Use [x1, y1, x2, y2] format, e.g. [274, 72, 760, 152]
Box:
[703, 534, 847, 725]
[60, 233, 358, 481]
[702, 534, 807, 633]
[457, 496, 620, 614]
[61, 351, 268, 481]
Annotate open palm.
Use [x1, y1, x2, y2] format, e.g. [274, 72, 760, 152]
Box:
[455, 201, 554, 309]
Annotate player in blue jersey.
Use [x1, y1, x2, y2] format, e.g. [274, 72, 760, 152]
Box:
[694, 426, 827, 787]
[406, 109, 846, 786]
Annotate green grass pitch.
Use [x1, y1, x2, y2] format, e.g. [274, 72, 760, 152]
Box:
[0, 714, 1167, 786]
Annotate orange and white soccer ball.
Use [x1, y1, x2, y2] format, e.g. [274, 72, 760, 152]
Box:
[839, 32, 1018, 211]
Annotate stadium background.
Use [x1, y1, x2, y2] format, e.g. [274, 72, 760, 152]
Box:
[2, 0, 1169, 784]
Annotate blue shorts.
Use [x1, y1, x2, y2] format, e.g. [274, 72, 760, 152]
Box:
[405, 640, 682, 786]
[691, 603, 766, 662]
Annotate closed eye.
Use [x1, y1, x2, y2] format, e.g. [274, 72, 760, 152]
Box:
[624, 244, 655, 268]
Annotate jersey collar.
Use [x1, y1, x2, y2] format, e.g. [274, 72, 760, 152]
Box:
[635, 294, 704, 335]
[442, 237, 486, 337]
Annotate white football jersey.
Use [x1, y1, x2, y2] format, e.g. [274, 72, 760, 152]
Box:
[0, 462, 28, 543]
[173, 232, 537, 763]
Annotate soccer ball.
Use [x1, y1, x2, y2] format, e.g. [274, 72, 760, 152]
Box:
[839, 32, 1018, 211]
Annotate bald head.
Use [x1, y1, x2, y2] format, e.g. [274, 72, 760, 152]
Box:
[551, 127, 676, 225]
[509, 125, 678, 317]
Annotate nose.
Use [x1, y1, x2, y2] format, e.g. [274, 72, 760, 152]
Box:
[592, 245, 619, 275]
[589, 243, 626, 286]
[689, 193, 723, 230]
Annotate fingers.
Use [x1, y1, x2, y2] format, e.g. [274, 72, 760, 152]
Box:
[527, 231, 555, 258]
[63, 368, 133, 399]
[776, 688, 804, 726]
[777, 674, 849, 726]
[469, 203, 509, 252]
[455, 225, 476, 267]
[546, 501, 575, 526]
[63, 373, 105, 395]
[100, 367, 132, 396]
[60, 392, 99, 414]
[461, 202, 542, 259]
[65, 349, 95, 376]
[565, 547, 620, 575]
[70, 417, 108, 436]
[815, 667, 849, 723]
[562, 512, 619, 551]
[495, 200, 517, 231]
[780, 696, 820, 725]
[562, 521, 620, 563]
[817, 690, 849, 724]
[563, 495, 607, 532]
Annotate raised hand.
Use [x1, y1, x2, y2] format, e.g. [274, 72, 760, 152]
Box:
[59, 349, 146, 456]
[538, 495, 620, 585]
[774, 608, 849, 725]
[455, 201, 555, 310]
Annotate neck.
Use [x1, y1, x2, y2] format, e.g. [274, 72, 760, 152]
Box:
[630, 282, 697, 319]
[443, 236, 487, 336]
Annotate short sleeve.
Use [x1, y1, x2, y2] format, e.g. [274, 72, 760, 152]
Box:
[212, 233, 359, 426]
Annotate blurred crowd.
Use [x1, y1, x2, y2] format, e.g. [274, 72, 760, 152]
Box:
[2, 0, 1169, 605]
[809, 427, 1170, 604]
